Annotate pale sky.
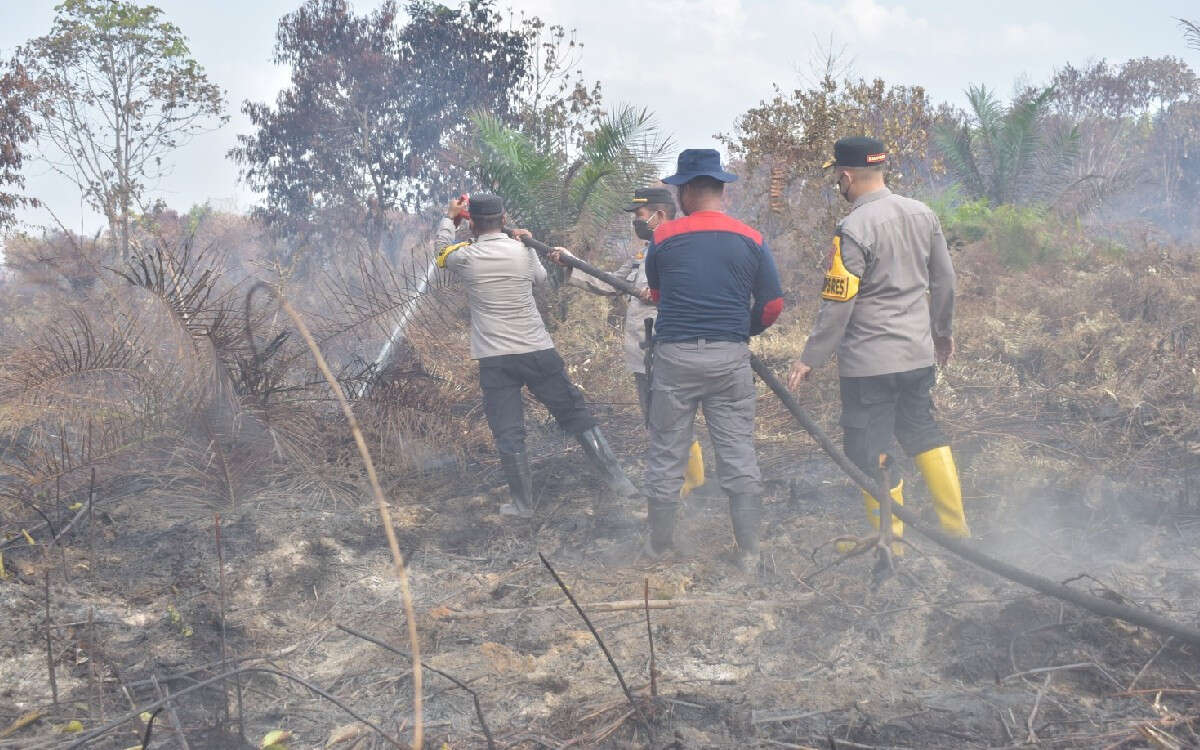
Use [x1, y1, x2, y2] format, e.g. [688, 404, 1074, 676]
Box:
[2, 0, 1197, 236]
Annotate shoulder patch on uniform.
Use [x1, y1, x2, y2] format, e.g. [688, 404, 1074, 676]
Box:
[821, 235, 860, 302]
[436, 240, 471, 268]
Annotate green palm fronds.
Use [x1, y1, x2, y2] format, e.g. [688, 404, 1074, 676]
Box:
[934, 84, 1073, 205]
[468, 104, 670, 251]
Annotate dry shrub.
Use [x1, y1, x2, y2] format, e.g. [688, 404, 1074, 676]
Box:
[942, 243, 1200, 501]
[0, 212, 496, 533]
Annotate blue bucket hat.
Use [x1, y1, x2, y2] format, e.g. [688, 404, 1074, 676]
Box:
[661, 148, 738, 185]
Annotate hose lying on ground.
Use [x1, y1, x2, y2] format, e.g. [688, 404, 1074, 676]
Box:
[509, 228, 1200, 649]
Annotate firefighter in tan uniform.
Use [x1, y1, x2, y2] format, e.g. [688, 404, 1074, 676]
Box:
[436, 193, 639, 524]
[788, 137, 970, 548]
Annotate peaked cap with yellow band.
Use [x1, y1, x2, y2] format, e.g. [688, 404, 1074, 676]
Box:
[623, 187, 675, 212]
[822, 136, 888, 170]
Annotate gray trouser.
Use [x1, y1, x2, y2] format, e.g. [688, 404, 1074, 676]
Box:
[645, 340, 762, 510]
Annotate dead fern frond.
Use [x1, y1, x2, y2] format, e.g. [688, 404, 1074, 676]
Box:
[313, 238, 454, 353]
[3, 409, 175, 492]
[14, 310, 148, 390]
[113, 234, 245, 367]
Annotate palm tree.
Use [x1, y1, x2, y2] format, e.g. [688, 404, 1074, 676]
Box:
[468, 104, 671, 257]
[934, 85, 1078, 205]
[1181, 17, 1200, 51]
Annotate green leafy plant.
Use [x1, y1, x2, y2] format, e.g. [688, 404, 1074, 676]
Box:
[926, 185, 990, 245]
[983, 203, 1055, 268]
[468, 104, 669, 253]
[934, 84, 1079, 206]
[928, 186, 1087, 268]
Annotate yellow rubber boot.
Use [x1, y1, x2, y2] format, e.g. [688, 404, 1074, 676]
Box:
[915, 446, 971, 537]
[680, 440, 706, 498]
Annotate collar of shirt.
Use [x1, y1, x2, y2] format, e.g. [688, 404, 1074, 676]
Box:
[852, 187, 892, 210]
[474, 231, 510, 242]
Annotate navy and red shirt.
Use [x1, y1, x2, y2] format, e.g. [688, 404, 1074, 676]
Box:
[645, 211, 784, 343]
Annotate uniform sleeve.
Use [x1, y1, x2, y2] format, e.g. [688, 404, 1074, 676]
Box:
[436, 217, 469, 275]
[927, 216, 955, 337]
[528, 247, 549, 287]
[565, 255, 631, 296]
[799, 233, 868, 368]
[645, 242, 661, 303]
[749, 241, 785, 335]
[435, 217, 460, 251]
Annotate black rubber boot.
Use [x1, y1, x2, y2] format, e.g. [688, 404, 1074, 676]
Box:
[730, 494, 763, 572]
[592, 498, 640, 535]
[576, 426, 639, 498]
[643, 501, 679, 558]
[498, 451, 534, 519]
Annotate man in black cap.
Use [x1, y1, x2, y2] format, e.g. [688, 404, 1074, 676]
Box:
[436, 193, 639, 521]
[550, 187, 672, 416]
[549, 187, 708, 497]
[641, 149, 785, 570]
[788, 136, 970, 552]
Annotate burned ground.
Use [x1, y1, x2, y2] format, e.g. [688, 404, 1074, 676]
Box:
[2, 235, 1199, 749]
[1, 401, 1198, 749]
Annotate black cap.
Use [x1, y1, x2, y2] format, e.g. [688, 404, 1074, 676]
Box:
[823, 136, 887, 169]
[468, 193, 503, 218]
[662, 148, 738, 184]
[623, 187, 675, 212]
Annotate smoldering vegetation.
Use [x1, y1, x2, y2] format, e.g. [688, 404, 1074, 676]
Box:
[0, 210, 480, 509]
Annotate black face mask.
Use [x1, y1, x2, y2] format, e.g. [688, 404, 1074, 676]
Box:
[632, 218, 654, 241]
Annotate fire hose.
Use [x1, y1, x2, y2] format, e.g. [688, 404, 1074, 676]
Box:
[507, 228, 1200, 649]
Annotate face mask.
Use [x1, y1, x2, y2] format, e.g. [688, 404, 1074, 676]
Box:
[632, 212, 660, 241]
[633, 218, 654, 241]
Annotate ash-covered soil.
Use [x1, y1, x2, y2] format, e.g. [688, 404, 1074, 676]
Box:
[2, 413, 1199, 749]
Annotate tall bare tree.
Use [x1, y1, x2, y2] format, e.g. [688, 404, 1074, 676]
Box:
[21, 0, 225, 257]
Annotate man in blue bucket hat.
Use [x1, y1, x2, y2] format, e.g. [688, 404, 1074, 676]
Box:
[642, 149, 785, 571]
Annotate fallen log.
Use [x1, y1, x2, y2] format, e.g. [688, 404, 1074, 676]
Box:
[433, 595, 816, 619]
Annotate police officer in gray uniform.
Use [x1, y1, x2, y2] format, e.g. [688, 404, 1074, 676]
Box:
[553, 187, 673, 416]
[436, 193, 638, 521]
[789, 137, 970, 549]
